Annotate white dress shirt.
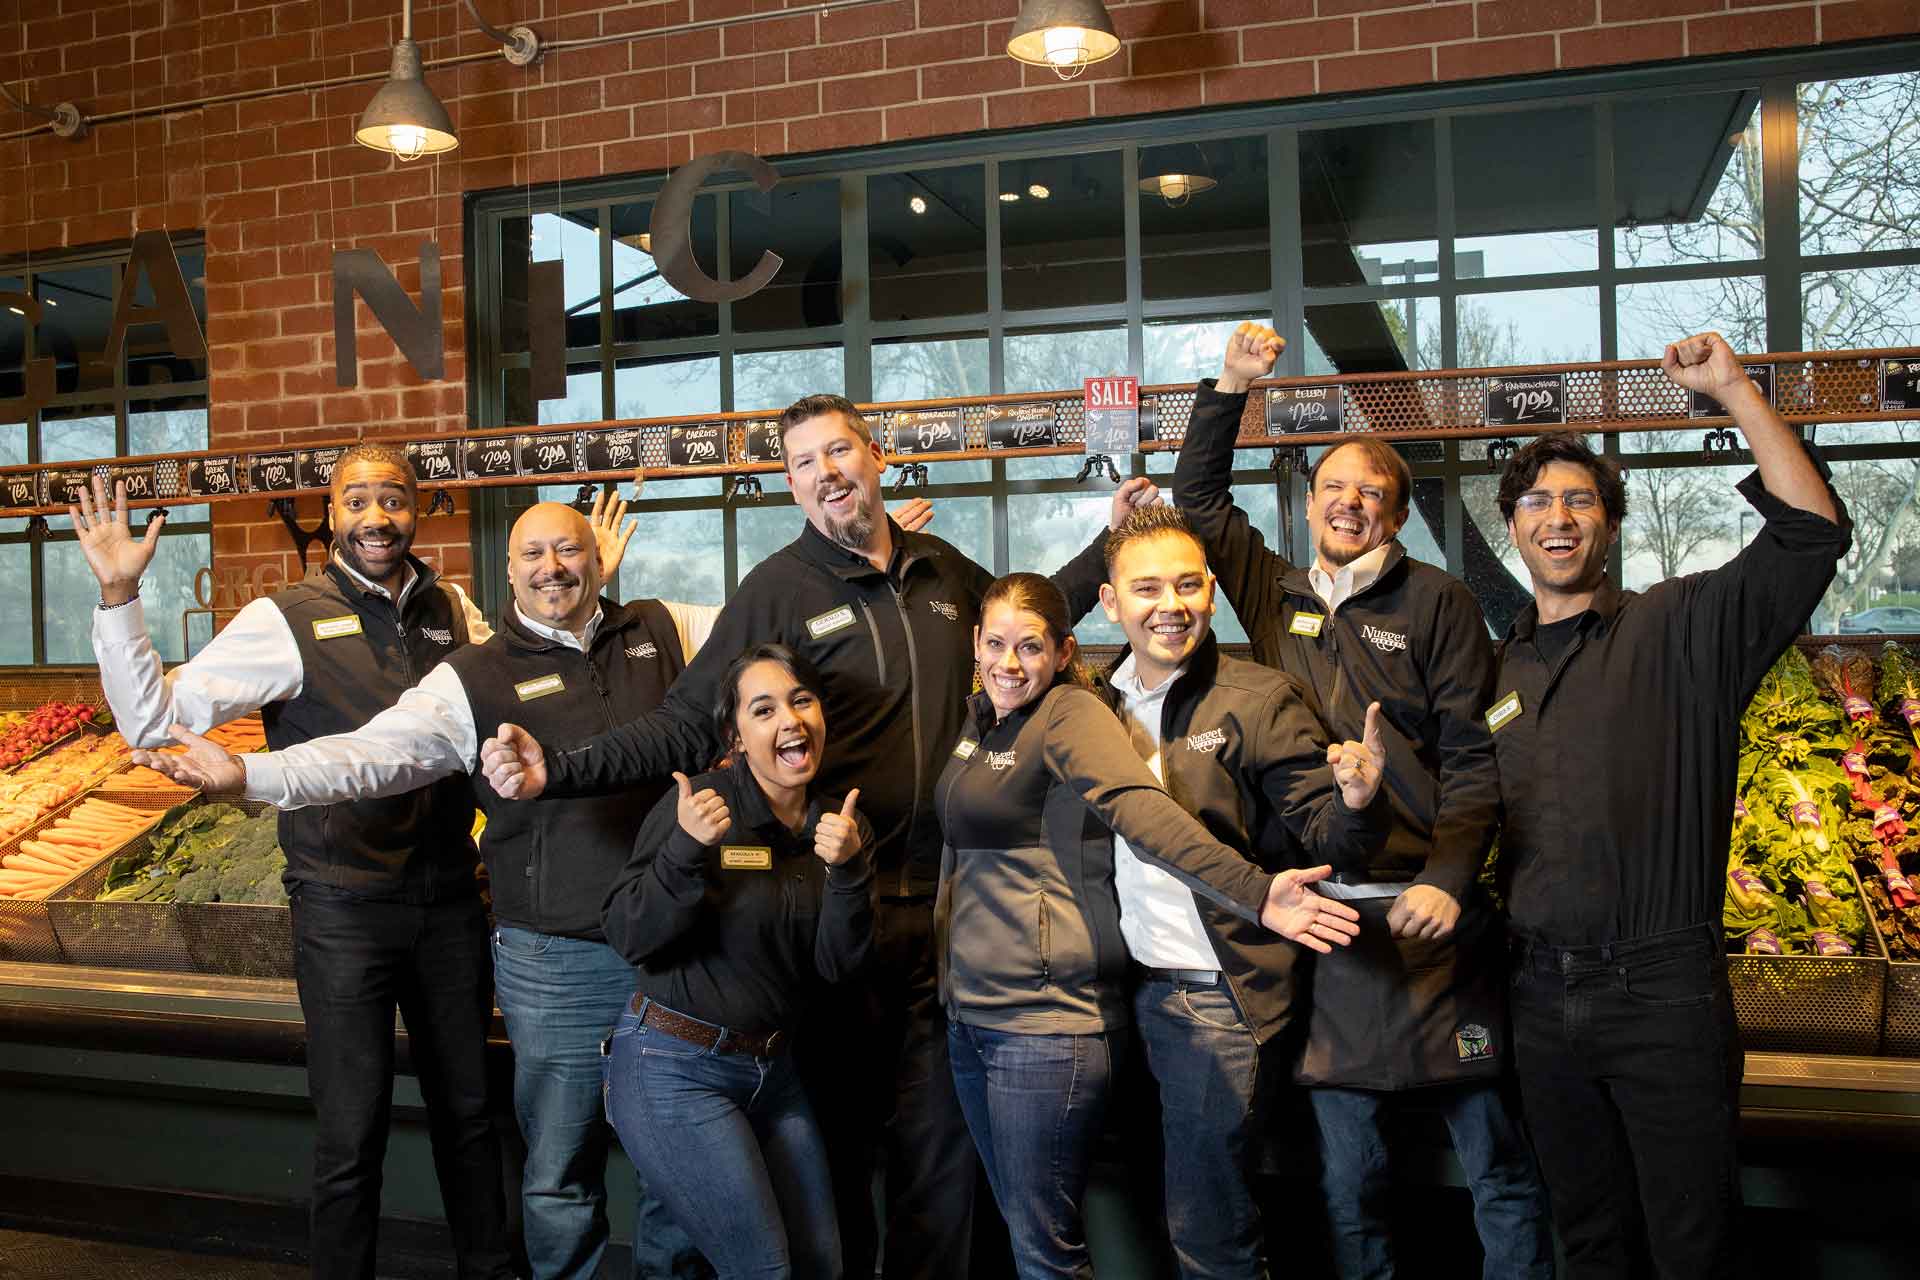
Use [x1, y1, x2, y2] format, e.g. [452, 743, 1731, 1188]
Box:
[1307, 540, 1395, 613]
[1109, 652, 1221, 972]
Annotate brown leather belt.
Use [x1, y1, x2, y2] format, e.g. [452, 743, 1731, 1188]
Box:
[630, 996, 785, 1058]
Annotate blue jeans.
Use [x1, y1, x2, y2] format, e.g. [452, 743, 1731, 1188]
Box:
[1134, 977, 1270, 1280]
[603, 1004, 840, 1280]
[492, 927, 707, 1280]
[947, 1021, 1116, 1280]
[1308, 1083, 1553, 1280]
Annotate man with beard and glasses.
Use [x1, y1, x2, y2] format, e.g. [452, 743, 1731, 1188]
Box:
[1490, 333, 1847, 1277]
[475, 393, 1140, 1280]
[76, 443, 517, 1280]
[1168, 325, 1552, 1279]
[134, 498, 728, 1280]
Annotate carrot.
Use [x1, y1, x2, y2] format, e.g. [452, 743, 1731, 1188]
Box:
[78, 798, 149, 819]
[4, 853, 69, 875]
[20, 840, 88, 864]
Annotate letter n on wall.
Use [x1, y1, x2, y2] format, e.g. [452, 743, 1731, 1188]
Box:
[333, 241, 444, 386]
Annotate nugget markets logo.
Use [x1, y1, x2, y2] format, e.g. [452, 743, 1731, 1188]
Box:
[986, 750, 1017, 772]
[627, 642, 658, 659]
[1361, 624, 1407, 653]
[1186, 728, 1226, 753]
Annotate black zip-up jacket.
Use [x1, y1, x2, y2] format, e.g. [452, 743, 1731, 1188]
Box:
[602, 759, 876, 1036]
[542, 518, 1107, 898]
[263, 556, 477, 902]
[1494, 466, 1850, 946]
[1095, 636, 1390, 1045]
[446, 598, 685, 940]
[933, 679, 1384, 1035]
[1172, 381, 1501, 899]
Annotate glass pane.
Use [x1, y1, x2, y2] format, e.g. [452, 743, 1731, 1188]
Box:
[732, 178, 842, 333]
[1300, 121, 1438, 286]
[0, 275, 24, 411]
[533, 363, 605, 426]
[1145, 318, 1245, 386]
[1008, 493, 1124, 643]
[1801, 265, 1920, 349]
[1005, 325, 1126, 395]
[1616, 92, 1763, 268]
[614, 354, 720, 420]
[128, 397, 208, 455]
[123, 243, 207, 386]
[1140, 135, 1268, 302]
[733, 346, 845, 415]
[0, 543, 27, 662]
[1811, 419, 1920, 447]
[1002, 151, 1124, 312]
[873, 337, 988, 402]
[37, 263, 117, 394]
[1454, 290, 1599, 367]
[1454, 106, 1598, 276]
[1817, 458, 1920, 634]
[1304, 297, 1440, 373]
[919, 496, 993, 570]
[40, 405, 115, 462]
[1798, 73, 1920, 256]
[901, 458, 992, 485]
[618, 508, 725, 606]
[611, 197, 721, 343]
[1616, 276, 1766, 362]
[738, 501, 800, 581]
[1619, 462, 1748, 590]
[1458, 473, 1533, 637]
[869, 166, 987, 322]
[0, 419, 23, 534]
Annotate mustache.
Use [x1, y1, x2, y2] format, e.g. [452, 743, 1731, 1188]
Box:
[532, 572, 580, 589]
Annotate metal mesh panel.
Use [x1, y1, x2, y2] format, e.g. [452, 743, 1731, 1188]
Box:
[1727, 867, 1887, 1055]
[1861, 891, 1920, 1058]
[44, 790, 202, 974]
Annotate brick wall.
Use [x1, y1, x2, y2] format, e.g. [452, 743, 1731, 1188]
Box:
[2, 0, 1915, 600]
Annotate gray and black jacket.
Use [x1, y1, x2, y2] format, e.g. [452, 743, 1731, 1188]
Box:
[933, 680, 1384, 1036]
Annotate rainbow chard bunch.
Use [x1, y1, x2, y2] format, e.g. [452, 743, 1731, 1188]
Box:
[1752, 761, 1849, 856]
[1879, 642, 1920, 761]
[1744, 648, 1844, 754]
[1814, 644, 1880, 726]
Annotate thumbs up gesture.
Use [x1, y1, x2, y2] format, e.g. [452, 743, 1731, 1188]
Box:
[674, 771, 732, 846]
[814, 789, 865, 867]
[1328, 701, 1387, 810]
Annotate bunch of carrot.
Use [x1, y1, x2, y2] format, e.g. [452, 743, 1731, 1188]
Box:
[103, 763, 196, 792]
[0, 798, 161, 900]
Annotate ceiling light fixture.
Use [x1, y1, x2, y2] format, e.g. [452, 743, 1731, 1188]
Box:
[356, 0, 460, 161]
[1138, 142, 1218, 208]
[1027, 183, 1050, 199]
[909, 195, 928, 215]
[1006, 0, 1121, 81]
[999, 191, 1021, 203]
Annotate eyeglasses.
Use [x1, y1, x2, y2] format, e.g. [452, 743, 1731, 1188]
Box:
[1514, 489, 1601, 514]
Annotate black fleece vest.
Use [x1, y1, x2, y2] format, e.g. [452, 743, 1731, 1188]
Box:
[263, 559, 477, 902]
[447, 598, 686, 939]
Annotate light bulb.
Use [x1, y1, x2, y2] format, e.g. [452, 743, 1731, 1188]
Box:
[1027, 184, 1050, 199]
[1043, 27, 1088, 69]
[1158, 174, 1191, 201]
[390, 125, 426, 162]
[909, 195, 928, 215]
[999, 191, 1020, 203]
[637, 232, 652, 253]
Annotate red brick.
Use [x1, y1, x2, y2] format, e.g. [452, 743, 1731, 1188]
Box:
[1203, 59, 1317, 105]
[1476, 0, 1598, 36]
[728, 83, 821, 123]
[207, 191, 278, 223]
[1243, 18, 1357, 62]
[1600, 0, 1721, 18]
[520, 81, 602, 119]
[819, 0, 915, 42]
[666, 95, 724, 132]
[790, 38, 886, 81]
[821, 69, 919, 113]
[1112, 1, 1203, 39]
[1316, 46, 1434, 94]
[1317, 0, 1438, 12]
[245, 336, 318, 370]
[1436, 32, 1559, 79]
[1821, 0, 1920, 42]
[1205, 0, 1316, 22]
[545, 110, 636, 149]
[919, 0, 1019, 26]
[784, 109, 886, 156]
[1559, 18, 1686, 65]
[1359, 3, 1477, 48]
[601, 134, 680, 175]
[1686, 6, 1816, 55]
[1131, 31, 1239, 77]
[885, 26, 986, 68]
[985, 84, 1092, 129]
[694, 51, 786, 95]
[722, 11, 817, 56]
[886, 98, 986, 142]
[280, 305, 334, 338]
[689, 124, 764, 156]
[605, 69, 671, 107]
[1097, 73, 1207, 116]
[923, 57, 1023, 100]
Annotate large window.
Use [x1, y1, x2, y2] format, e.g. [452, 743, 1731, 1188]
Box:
[470, 49, 1919, 638]
[0, 237, 211, 663]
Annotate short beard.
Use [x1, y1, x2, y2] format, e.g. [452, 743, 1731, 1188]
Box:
[822, 493, 877, 552]
[1315, 532, 1371, 570]
[335, 531, 413, 584]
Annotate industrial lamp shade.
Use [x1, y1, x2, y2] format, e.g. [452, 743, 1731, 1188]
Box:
[1006, 0, 1121, 80]
[354, 39, 458, 161]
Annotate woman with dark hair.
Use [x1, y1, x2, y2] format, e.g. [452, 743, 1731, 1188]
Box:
[601, 643, 873, 1280]
[935, 573, 1385, 1280]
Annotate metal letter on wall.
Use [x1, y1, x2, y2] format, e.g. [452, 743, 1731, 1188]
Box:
[653, 151, 784, 304]
[528, 257, 566, 402]
[0, 293, 55, 422]
[101, 230, 208, 369]
[333, 241, 445, 387]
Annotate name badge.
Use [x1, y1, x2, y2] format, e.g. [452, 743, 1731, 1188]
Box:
[952, 738, 977, 760]
[515, 674, 565, 702]
[806, 604, 856, 639]
[720, 845, 773, 871]
[1289, 611, 1325, 637]
[1485, 691, 1523, 733]
[312, 615, 364, 641]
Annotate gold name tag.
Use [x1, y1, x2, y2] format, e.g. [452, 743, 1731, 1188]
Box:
[312, 615, 364, 640]
[952, 738, 977, 760]
[806, 604, 856, 639]
[1485, 691, 1523, 733]
[1289, 611, 1325, 637]
[515, 674, 565, 701]
[720, 845, 773, 871]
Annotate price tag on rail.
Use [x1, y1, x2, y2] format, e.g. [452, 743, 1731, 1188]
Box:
[1267, 385, 1345, 435]
[247, 451, 299, 493]
[1883, 359, 1920, 411]
[1484, 374, 1566, 428]
[742, 421, 784, 464]
[188, 456, 239, 497]
[516, 432, 580, 476]
[406, 440, 460, 483]
[891, 408, 964, 456]
[667, 423, 726, 469]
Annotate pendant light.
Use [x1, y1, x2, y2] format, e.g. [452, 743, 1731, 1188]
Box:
[1138, 143, 1217, 208]
[355, 0, 458, 161]
[1006, 0, 1121, 81]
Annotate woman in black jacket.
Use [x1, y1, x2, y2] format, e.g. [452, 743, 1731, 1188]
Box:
[601, 643, 874, 1280]
[935, 574, 1382, 1280]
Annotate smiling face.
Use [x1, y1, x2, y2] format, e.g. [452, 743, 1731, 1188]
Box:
[1099, 530, 1215, 690]
[507, 503, 601, 634]
[784, 411, 887, 554]
[1506, 459, 1618, 610]
[974, 601, 1075, 720]
[1307, 441, 1408, 570]
[731, 658, 827, 802]
[330, 459, 418, 588]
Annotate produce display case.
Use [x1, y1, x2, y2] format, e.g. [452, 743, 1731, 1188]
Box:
[1728, 863, 1889, 1055]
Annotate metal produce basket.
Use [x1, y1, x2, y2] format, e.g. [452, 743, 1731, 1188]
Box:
[1858, 886, 1920, 1058]
[0, 762, 155, 963]
[44, 791, 206, 974]
[1727, 865, 1887, 1055]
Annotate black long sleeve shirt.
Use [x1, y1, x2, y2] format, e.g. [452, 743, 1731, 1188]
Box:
[601, 760, 876, 1036]
[1493, 466, 1850, 945]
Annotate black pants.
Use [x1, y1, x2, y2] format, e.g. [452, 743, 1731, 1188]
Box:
[290, 883, 514, 1280]
[798, 897, 984, 1280]
[1509, 922, 1744, 1280]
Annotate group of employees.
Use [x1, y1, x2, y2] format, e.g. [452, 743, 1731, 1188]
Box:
[73, 324, 1848, 1280]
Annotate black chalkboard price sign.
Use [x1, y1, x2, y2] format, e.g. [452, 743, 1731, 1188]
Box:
[464, 436, 519, 479]
[188, 456, 240, 497]
[1484, 374, 1566, 427]
[984, 404, 1059, 450]
[248, 452, 299, 493]
[406, 440, 460, 484]
[742, 422, 783, 464]
[1267, 385, 1345, 435]
[517, 432, 580, 476]
[668, 423, 726, 468]
[892, 408, 965, 456]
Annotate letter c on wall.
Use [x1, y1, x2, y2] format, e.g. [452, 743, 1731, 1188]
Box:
[651, 151, 784, 305]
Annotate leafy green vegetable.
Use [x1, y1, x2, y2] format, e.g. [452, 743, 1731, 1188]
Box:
[97, 802, 285, 905]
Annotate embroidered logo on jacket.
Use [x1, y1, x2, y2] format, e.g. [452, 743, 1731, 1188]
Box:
[1361, 624, 1408, 653]
[1455, 1023, 1495, 1062]
[986, 749, 1017, 772]
[928, 600, 959, 621]
[420, 626, 453, 646]
[626, 642, 658, 659]
[1186, 728, 1227, 753]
